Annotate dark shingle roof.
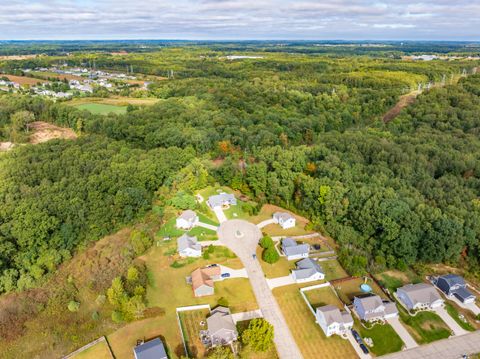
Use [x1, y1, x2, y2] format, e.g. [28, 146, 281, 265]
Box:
[133, 338, 167, 359]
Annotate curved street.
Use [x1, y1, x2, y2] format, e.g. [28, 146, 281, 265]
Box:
[217, 220, 304, 359]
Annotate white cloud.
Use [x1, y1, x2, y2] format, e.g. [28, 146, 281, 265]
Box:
[0, 0, 478, 40]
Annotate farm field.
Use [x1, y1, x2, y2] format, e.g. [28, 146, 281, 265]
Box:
[28, 121, 77, 144]
[75, 103, 128, 115]
[68, 96, 160, 106]
[29, 70, 84, 81]
[272, 284, 356, 359]
[178, 308, 210, 358]
[105, 241, 257, 359]
[3, 74, 47, 85]
[71, 339, 113, 359]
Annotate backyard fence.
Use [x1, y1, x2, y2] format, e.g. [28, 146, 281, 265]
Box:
[176, 304, 211, 358]
[63, 336, 113, 359]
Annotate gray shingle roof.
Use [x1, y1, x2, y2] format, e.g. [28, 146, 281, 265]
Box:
[207, 306, 238, 343]
[439, 274, 465, 288]
[292, 258, 323, 279]
[207, 193, 236, 208]
[178, 209, 197, 221]
[398, 283, 442, 306]
[133, 338, 167, 359]
[454, 286, 475, 301]
[273, 212, 294, 221]
[282, 238, 309, 256]
[317, 305, 353, 326]
[177, 234, 201, 252]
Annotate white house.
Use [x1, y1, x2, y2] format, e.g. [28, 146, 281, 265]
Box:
[207, 193, 237, 209]
[273, 212, 296, 229]
[176, 210, 199, 230]
[353, 294, 398, 322]
[281, 238, 309, 261]
[177, 234, 202, 258]
[291, 258, 325, 283]
[316, 305, 353, 337]
[396, 283, 444, 310]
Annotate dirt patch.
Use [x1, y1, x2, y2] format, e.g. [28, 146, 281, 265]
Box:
[0, 55, 38, 61]
[383, 90, 420, 123]
[0, 142, 14, 152]
[2, 74, 48, 86]
[28, 121, 77, 144]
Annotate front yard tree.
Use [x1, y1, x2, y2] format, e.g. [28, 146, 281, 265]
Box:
[207, 346, 234, 359]
[262, 247, 279, 264]
[241, 318, 274, 352]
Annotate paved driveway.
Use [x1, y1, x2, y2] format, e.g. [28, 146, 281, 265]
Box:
[266, 275, 295, 289]
[448, 295, 480, 315]
[386, 317, 418, 349]
[257, 218, 276, 228]
[218, 265, 248, 279]
[196, 221, 219, 231]
[381, 330, 480, 359]
[433, 306, 469, 336]
[345, 330, 372, 359]
[212, 206, 228, 223]
[217, 220, 304, 359]
[231, 309, 263, 323]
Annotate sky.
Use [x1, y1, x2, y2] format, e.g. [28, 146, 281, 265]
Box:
[1, 0, 479, 41]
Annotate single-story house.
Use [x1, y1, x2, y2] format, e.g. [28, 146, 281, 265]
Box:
[176, 210, 199, 230]
[191, 266, 221, 297]
[281, 238, 309, 260]
[207, 193, 237, 209]
[207, 306, 238, 347]
[396, 283, 444, 310]
[434, 274, 476, 304]
[177, 234, 202, 258]
[353, 294, 398, 322]
[316, 305, 353, 337]
[133, 338, 168, 359]
[273, 212, 296, 229]
[291, 258, 325, 283]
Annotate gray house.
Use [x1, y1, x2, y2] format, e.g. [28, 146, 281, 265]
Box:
[291, 258, 325, 283]
[353, 294, 398, 322]
[177, 234, 202, 258]
[434, 274, 476, 304]
[316, 305, 353, 337]
[207, 193, 237, 209]
[176, 209, 199, 229]
[133, 338, 168, 359]
[207, 306, 238, 347]
[273, 212, 296, 229]
[396, 283, 444, 310]
[281, 238, 310, 260]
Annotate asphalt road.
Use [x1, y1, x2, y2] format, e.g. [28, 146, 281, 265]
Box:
[217, 219, 304, 359]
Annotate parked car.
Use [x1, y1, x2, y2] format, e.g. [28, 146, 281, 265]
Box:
[252, 254, 257, 260]
[313, 244, 321, 250]
[360, 344, 369, 354]
[351, 329, 362, 344]
[221, 273, 230, 278]
[207, 264, 218, 268]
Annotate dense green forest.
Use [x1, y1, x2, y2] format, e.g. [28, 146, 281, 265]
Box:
[1, 44, 480, 293]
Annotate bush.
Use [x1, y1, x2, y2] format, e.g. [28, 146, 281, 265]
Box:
[203, 251, 210, 259]
[170, 260, 186, 268]
[259, 236, 274, 249]
[129, 230, 152, 256]
[96, 294, 106, 306]
[241, 318, 274, 352]
[262, 247, 279, 264]
[67, 300, 80, 312]
[92, 311, 100, 321]
[111, 310, 124, 323]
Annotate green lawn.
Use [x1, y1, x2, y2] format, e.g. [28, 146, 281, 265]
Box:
[156, 214, 218, 241]
[322, 260, 348, 281]
[256, 246, 295, 278]
[355, 320, 404, 356]
[398, 307, 451, 344]
[333, 277, 388, 305]
[303, 286, 343, 310]
[75, 103, 127, 115]
[156, 217, 184, 238]
[445, 302, 476, 331]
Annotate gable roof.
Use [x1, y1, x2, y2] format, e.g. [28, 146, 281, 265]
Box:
[438, 274, 466, 288]
[133, 338, 167, 359]
[273, 212, 294, 221]
[282, 238, 309, 256]
[178, 210, 197, 221]
[191, 266, 221, 291]
[398, 283, 442, 305]
[208, 193, 236, 208]
[293, 258, 323, 279]
[317, 305, 352, 326]
[454, 286, 476, 301]
[177, 234, 201, 252]
[207, 306, 237, 338]
[355, 294, 384, 312]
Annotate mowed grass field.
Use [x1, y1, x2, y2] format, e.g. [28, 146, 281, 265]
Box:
[398, 306, 451, 344]
[107, 241, 257, 359]
[273, 284, 356, 359]
[303, 285, 344, 310]
[68, 96, 160, 106]
[333, 277, 388, 305]
[354, 319, 404, 356]
[71, 339, 113, 359]
[75, 103, 128, 115]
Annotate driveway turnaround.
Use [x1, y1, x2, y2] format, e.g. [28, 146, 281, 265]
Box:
[257, 218, 276, 228]
[386, 317, 418, 349]
[217, 219, 304, 359]
[433, 306, 469, 336]
[381, 330, 480, 359]
[213, 206, 227, 223]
